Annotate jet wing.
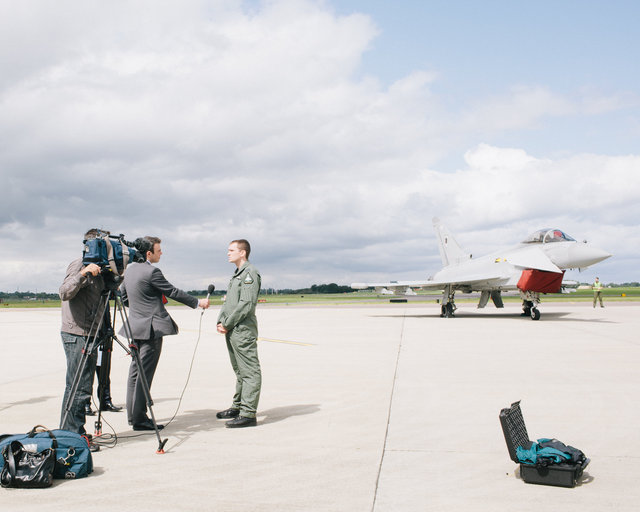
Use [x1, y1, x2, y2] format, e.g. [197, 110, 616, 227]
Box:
[351, 280, 435, 293]
[351, 275, 509, 293]
[505, 246, 562, 273]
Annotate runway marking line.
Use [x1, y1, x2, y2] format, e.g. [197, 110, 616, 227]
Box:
[179, 329, 313, 346]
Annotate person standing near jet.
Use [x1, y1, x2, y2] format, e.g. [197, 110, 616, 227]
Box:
[593, 277, 604, 308]
[216, 239, 262, 428]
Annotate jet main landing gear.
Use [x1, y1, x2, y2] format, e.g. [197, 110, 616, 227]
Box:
[440, 302, 456, 318]
[440, 285, 456, 318]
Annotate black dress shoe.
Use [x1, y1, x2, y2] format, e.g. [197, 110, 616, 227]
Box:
[226, 416, 257, 428]
[100, 400, 123, 412]
[132, 420, 164, 431]
[85, 403, 96, 416]
[216, 408, 240, 419]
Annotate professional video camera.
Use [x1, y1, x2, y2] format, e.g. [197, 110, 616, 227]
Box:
[82, 229, 147, 285]
[66, 230, 169, 452]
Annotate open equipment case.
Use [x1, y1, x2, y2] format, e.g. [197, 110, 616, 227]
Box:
[499, 401, 590, 488]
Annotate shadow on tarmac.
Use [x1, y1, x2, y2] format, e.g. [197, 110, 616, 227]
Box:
[106, 408, 221, 451]
[0, 395, 57, 412]
[109, 404, 322, 452]
[258, 404, 321, 425]
[368, 312, 617, 323]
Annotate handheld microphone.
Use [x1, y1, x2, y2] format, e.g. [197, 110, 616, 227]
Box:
[200, 284, 215, 317]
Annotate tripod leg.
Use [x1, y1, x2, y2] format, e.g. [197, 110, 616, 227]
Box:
[115, 294, 168, 453]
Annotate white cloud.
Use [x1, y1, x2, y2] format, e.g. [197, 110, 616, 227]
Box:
[0, 0, 638, 292]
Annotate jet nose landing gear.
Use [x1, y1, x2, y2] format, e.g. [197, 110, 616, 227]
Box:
[521, 298, 541, 320]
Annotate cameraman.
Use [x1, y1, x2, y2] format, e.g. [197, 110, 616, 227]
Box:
[121, 236, 209, 430]
[59, 229, 105, 449]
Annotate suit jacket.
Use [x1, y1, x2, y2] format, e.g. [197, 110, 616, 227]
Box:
[120, 261, 198, 340]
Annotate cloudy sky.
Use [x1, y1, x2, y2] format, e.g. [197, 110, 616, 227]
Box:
[1, 0, 638, 293]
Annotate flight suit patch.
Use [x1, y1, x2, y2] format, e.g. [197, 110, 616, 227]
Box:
[244, 273, 254, 284]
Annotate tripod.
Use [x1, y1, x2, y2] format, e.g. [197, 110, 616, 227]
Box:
[61, 281, 169, 454]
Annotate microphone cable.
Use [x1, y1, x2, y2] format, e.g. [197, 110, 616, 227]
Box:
[94, 284, 215, 444]
[161, 303, 208, 428]
[161, 283, 215, 429]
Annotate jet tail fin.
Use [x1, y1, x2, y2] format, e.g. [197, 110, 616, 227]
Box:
[432, 217, 471, 267]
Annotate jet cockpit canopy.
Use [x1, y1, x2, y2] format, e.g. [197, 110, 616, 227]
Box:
[521, 229, 576, 244]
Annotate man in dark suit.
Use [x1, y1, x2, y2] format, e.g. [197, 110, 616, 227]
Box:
[120, 236, 209, 430]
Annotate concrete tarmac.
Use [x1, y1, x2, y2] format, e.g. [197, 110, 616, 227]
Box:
[1, 302, 638, 511]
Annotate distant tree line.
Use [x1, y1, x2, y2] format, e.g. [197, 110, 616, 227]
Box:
[276, 283, 353, 294]
[190, 283, 352, 295]
[0, 291, 59, 300]
[186, 289, 226, 296]
[579, 282, 640, 287]
[3, 282, 638, 301]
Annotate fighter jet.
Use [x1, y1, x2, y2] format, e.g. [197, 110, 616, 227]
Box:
[351, 217, 611, 320]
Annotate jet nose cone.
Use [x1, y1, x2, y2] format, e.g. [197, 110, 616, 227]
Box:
[569, 245, 612, 269]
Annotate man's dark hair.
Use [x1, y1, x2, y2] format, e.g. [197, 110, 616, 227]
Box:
[144, 236, 162, 254]
[231, 239, 251, 259]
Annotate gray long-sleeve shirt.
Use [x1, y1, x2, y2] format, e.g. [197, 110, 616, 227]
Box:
[59, 258, 105, 336]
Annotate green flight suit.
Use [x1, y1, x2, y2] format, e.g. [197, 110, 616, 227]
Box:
[217, 262, 262, 418]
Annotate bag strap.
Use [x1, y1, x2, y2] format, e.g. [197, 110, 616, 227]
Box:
[27, 425, 58, 450]
[103, 236, 122, 277]
[7, 442, 19, 482]
[1, 441, 22, 486]
[121, 240, 131, 270]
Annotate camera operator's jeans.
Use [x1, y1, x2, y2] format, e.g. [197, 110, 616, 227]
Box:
[60, 332, 97, 434]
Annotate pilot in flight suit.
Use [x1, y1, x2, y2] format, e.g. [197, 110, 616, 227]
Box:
[216, 239, 262, 428]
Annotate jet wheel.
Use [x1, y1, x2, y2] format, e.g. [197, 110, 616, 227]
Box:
[530, 307, 540, 321]
[445, 302, 455, 318]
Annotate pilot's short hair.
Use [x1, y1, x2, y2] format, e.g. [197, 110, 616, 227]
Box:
[231, 239, 251, 259]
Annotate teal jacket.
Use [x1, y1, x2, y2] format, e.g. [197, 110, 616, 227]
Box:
[218, 262, 261, 335]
